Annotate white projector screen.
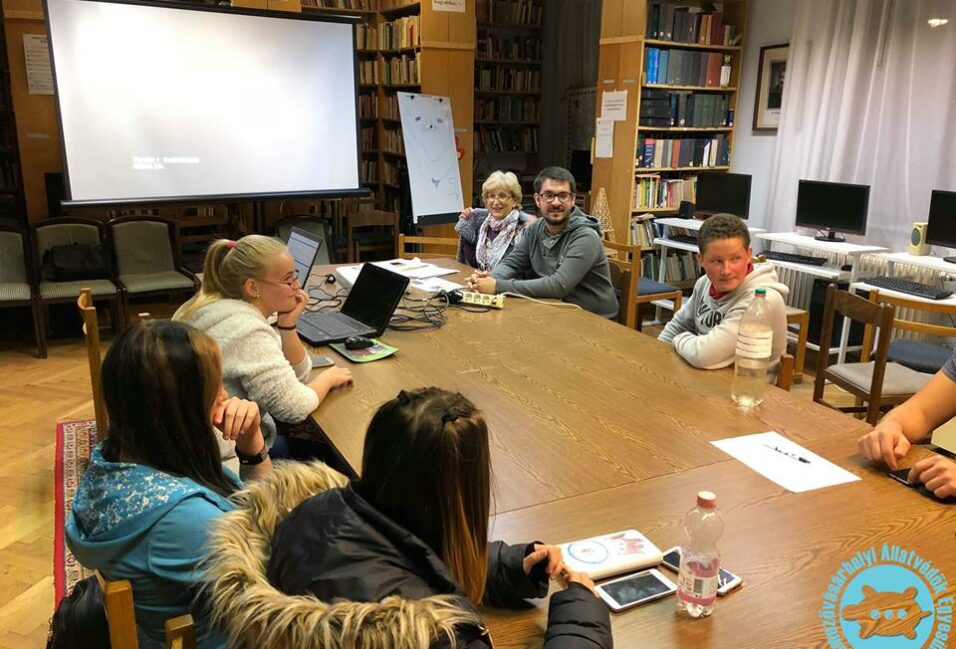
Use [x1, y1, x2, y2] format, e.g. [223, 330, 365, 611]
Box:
[45, 0, 362, 204]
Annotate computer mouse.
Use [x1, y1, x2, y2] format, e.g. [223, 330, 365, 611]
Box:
[344, 335, 373, 350]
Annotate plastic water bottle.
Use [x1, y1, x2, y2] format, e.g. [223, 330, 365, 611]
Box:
[732, 288, 772, 408]
[676, 491, 724, 618]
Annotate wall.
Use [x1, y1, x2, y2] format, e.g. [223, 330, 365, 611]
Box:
[730, 0, 794, 230]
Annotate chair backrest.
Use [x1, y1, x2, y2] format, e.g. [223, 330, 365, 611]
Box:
[77, 288, 108, 441]
[165, 615, 198, 649]
[95, 572, 139, 649]
[397, 234, 459, 260]
[347, 210, 398, 262]
[108, 216, 180, 276]
[601, 240, 639, 326]
[776, 352, 795, 392]
[867, 289, 956, 339]
[33, 217, 107, 282]
[0, 226, 29, 284]
[274, 215, 332, 265]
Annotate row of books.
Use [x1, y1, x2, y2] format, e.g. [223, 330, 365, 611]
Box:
[359, 60, 379, 84]
[476, 66, 540, 92]
[358, 16, 419, 51]
[360, 126, 376, 150]
[476, 35, 542, 62]
[663, 249, 701, 282]
[629, 215, 658, 249]
[636, 136, 731, 169]
[640, 90, 732, 128]
[476, 0, 543, 26]
[632, 175, 697, 211]
[383, 128, 405, 154]
[474, 96, 539, 123]
[359, 91, 377, 118]
[381, 94, 400, 120]
[361, 160, 377, 183]
[645, 2, 739, 46]
[304, 0, 376, 9]
[383, 159, 401, 186]
[382, 54, 419, 85]
[644, 48, 730, 88]
[475, 125, 539, 153]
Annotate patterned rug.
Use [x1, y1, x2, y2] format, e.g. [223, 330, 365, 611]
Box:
[54, 419, 98, 604]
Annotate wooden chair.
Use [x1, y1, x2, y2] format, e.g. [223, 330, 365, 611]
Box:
[347, 209, 398, 263]
[604, 240, 683, 330]
[77, 288, 107, 441]
[776, 352, 795, 392]
[95, 572, 197, 649]
[0, 225, 43, 357]
[812, 283, 931, 425]
[785, 306, 809, 384]
[868, 289, 956, 375]
[330, 196, 376, 262]
[397, 233, 459, 261]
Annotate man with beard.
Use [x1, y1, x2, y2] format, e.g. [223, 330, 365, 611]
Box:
[465, 166, 619, 319]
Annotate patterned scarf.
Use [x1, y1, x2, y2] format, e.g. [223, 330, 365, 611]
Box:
[476, 209, 521, 271]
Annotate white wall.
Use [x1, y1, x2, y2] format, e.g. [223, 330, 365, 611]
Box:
[731, 0, 795, 230]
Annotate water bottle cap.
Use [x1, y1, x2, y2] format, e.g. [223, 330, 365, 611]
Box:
[697, 491, 717, 508]
[755, 288, 767, 296]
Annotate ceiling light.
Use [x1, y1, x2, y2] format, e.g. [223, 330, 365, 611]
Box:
[928, 18, 949, 27]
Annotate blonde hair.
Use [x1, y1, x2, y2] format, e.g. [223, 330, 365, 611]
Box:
[173, 234, 286, 322]
[481, 170, 522, 206]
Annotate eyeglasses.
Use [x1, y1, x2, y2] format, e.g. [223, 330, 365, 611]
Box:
[485, 192, 515, 203]
[262, 276, 301, 289]
[538, 191, 573, 203]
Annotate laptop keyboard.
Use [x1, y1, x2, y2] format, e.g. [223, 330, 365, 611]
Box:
[300, 311, 362, 337]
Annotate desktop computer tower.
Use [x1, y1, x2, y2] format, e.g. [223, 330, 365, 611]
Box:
[807, 278, 865, 347]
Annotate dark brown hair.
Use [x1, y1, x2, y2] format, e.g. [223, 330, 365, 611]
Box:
[698, 212, 751, 254]
[359, 387, 491, 605]
[101, 320, 237, 498]
[534, 166, 577, 194]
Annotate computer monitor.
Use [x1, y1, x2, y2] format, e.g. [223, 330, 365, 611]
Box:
[287, 227, 322, 286]
[925, 191, 956, 260]
[795, 180, 870, 242]
[694, 172, 752, 219]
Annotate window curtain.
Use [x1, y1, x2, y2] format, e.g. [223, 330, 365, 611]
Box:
[765, 0, 956, 250]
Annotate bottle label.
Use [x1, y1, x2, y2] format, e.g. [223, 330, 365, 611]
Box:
[735, 329, 772, 359]
[677, 559, 719, 606]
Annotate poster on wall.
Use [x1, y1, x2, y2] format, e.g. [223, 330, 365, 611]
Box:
[753, 43, 789, 131]
[398, 92, 464, 225]
[24, 34, 54, 95]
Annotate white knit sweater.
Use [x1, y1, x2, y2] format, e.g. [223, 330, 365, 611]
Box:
[183, 299, 319, 443]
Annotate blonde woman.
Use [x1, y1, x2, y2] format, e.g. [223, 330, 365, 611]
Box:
[456, 170, 535, 271]
[174, 235, 352, 452]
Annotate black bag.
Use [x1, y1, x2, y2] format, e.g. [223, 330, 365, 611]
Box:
[42, 244, 110, 282]
[46, 576, 110, 649]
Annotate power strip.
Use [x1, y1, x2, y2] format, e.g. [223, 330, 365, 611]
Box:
[459, 291, 505, 309]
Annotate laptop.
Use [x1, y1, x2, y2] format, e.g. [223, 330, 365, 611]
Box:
[297, 262, 409, 346]
[287, 227, 325, 286]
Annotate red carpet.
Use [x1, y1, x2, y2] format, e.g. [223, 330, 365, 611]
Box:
[53, 419, 97, 604]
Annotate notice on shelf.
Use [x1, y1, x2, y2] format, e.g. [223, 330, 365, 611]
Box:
[601, 90, 628, 121]
[595, 117, 614, 158]
[432, 0, 465, 12]
[24, 34, 54, 95]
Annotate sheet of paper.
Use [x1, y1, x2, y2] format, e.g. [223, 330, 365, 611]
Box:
[23, 34, 54, 95]
[711, 431, 861, 493]
[601, 90, 628, 121]
[432, 0, 465, 12]
[411, 276, 464, 293]
[595, 117, 614, 158]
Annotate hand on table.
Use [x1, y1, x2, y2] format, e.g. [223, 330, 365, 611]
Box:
[523, 543, 565, 580]
[465, 271, 496, 294]
[857, 420, 911, 470]
[908, 455, 956, 499]
[557, 567, 599, 598]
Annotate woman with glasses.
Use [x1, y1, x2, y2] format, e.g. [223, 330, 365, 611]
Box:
[456, 170, 535, 271]
[174, 235, 353, 455]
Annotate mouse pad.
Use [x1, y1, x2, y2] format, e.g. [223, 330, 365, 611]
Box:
[329, 340, 398, 363]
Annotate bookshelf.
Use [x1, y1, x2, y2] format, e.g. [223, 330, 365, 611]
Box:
[473, 0, 543, 204]
[592, 0, 748, 247]
[0, 14, 26, 226]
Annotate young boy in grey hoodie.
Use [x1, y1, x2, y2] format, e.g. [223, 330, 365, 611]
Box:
[466, 167, 619, 319]
[659, 213, 789, 371]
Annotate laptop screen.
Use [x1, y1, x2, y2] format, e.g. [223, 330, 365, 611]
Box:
[287, 227, 321, 285]
[341, 263, 409, 332]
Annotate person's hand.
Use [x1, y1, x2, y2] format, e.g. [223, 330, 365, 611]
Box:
[322, 366, 354, 390]
[276, 288, 309, 328]
[212, 397, 262, 442]
[469, 276, 497, 294]
[857, 420, 911, 470]
[557, 567, 599, 598]
[908, 455, 956, 499]
[458, 207, 474, 221]
[523, 544, 565, 580]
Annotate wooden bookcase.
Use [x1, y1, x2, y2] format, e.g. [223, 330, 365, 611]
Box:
[592, 0, 748, 248]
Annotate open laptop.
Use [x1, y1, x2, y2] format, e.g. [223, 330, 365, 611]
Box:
[286, 227, 325, 286]
[297, 262, 409, 346]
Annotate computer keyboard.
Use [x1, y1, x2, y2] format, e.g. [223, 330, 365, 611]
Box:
[300, 311, 361, 336]
[665, 233, 700, 246]
[862, 276, 954, 300]
[764, 250, 829, 266]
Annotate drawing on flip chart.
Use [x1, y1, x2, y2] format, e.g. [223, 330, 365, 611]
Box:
[399, 92, 463, 223]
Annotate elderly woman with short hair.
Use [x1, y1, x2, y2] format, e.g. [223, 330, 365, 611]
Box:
[456, 170, 536, 271]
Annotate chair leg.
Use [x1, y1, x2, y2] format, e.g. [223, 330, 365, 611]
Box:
[791, 311, 809, 384]
[33, 300, 47, 359]
[635, 302, 644, 332]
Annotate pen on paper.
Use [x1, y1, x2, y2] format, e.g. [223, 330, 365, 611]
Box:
[764, 444, 811, 464]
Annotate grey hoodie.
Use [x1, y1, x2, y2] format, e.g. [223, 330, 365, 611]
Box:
[490, 208, 619, 318]
[658, 262, 790, 370]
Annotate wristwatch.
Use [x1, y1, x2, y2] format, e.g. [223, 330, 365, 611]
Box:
[236, 444, 269, 466]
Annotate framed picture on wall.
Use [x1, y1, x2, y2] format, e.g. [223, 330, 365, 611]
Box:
[753, 43, 789, 131]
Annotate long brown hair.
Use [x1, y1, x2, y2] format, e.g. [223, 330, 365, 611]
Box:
[360, 387, 491, 605]
[101, 320, 237, 498]
[173, 234, 285, 321]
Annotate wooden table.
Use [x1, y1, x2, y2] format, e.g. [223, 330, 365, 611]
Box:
[307, 259, 955, 648]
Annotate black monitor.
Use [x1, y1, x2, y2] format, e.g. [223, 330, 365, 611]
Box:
[694, 172, 752, 219]
[926, 190, 956, 263]
[795, 180, 870, 242]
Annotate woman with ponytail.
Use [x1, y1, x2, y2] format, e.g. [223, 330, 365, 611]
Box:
[174, 235, 353, 451]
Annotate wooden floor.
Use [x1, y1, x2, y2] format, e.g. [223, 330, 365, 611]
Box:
[0, 313, 899, 648]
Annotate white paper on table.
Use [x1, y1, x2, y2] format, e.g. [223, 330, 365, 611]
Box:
[411, 276, 464, 293]
[595, 118, 614, 158]
[711, 431, 861, 493]
[601, 90, 628, 121]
